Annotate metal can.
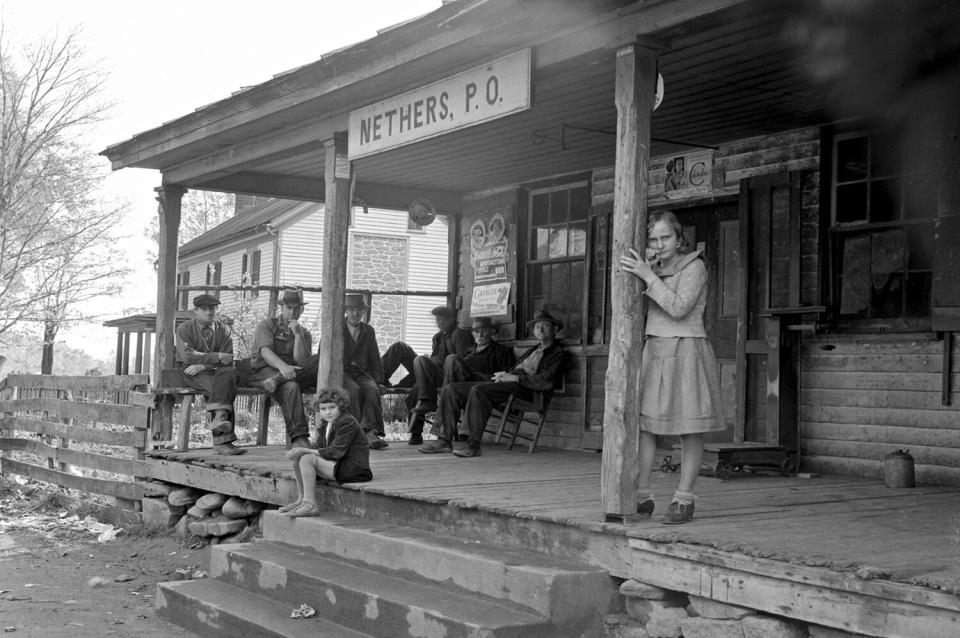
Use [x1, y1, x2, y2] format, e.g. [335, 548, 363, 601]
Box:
[883, 449, 915, 488]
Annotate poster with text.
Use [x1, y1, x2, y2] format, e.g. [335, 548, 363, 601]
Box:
[471, 282, 511, 317]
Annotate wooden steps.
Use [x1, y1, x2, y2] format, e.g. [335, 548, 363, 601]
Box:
[156, 510, 613, 637]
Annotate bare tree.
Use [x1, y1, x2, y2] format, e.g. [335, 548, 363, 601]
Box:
[0, 27, 128, 371]
[144, 190, 236, 268]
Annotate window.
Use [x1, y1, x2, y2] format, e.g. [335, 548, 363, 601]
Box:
[525, 182, 589, 340]
[831, 130, 937, 327]
[240, 250, 261, 298]
[205, 260, 222, 294]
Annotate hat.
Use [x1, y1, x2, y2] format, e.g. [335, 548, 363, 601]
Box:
[471, 317, 499, 333]
[526, 309, 563, 330]
[431, 306, 457, 319]
[192, 293, 220, 308]
[344, 294, 367, 309]
[280, 288, 307, 306]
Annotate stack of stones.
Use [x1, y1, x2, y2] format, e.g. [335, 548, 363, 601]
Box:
[141, 482, 264, 545]
[604, 580, 866, 638]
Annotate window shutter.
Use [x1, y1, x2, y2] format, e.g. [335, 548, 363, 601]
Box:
[213, 261, 222, 286]
[180, 271, 190, 310]
[932, 214, 960, 330]
[251, 250, 262, 298]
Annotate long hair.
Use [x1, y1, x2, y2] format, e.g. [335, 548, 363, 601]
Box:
[648, 210, 688, 252]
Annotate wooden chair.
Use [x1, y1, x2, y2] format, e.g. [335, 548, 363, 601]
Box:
[491, 389, 554, 453]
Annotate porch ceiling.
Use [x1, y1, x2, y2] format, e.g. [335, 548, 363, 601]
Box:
[105, 0, 832, 208]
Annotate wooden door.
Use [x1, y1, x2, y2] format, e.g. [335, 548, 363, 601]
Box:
[675, 204, 739, 441]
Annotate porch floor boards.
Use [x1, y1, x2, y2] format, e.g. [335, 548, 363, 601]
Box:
[145, 443, 960, 595]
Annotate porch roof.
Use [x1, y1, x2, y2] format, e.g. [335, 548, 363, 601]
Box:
[101, 0, 833, 207]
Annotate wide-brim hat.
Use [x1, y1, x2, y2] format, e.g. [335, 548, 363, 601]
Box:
[192, 293, 220, 308]
[471, 316, 499, 333]
[431, 306, 457, 319]
[280, 288, 307, 306]
[526, 309, 563, 331]
[344, 294, 367, 309]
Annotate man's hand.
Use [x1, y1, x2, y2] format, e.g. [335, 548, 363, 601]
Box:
[278, 363, 301, 380]
[288, 319, 304, 336]
[217, 353, 234, 365]
[184, 364, 206, 376]
[493, 371, 519, 383]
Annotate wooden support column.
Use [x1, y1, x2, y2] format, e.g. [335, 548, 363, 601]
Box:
[601, 44, 657, 519]
[154, 184, 185, 441]
[317, 134, 349, 390]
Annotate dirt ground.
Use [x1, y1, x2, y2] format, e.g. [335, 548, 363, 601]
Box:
[0, 477, 205, 637]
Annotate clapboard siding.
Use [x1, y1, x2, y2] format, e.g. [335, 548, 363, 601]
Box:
[800, 334, 960, 485]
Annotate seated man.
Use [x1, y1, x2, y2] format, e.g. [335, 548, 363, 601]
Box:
[175, 294, 245, 455]
[342, 294, 388, 449]
[452, 310, 568, 458]
[419, 316, 516, 452]
[245, 288, 317, 448]
[380, 305, 474, 439]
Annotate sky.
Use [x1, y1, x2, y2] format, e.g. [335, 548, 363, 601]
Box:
[3, 0, 442, 361]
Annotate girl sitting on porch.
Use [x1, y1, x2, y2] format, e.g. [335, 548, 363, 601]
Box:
[619, 211, 724, 525]
[279, 387, 373, 518]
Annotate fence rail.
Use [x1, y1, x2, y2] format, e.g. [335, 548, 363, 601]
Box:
[0, 374, 151, 507]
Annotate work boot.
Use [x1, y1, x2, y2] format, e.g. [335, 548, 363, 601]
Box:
[412, 399, 437, 413]
[408, 433, 424, 445]
[291, 436, 311, 449]
[419, 440, 452, 454]
[260, 373, 286, 394]
[213, 442, 247, 455]
[366, 431, 389, 450]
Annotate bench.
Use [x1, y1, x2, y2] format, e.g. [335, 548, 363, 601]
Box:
[155, 386, 275, 451]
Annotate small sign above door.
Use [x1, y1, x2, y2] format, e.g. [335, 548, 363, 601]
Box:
[348, 49, 531, 159]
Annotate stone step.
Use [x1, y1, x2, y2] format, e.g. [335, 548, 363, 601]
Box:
[156, 577, 370, 638]
[262, 510, 612, 631]
[211, 541, 555, 638]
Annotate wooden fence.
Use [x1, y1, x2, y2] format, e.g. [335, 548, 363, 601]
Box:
[0, 374, 151, 507]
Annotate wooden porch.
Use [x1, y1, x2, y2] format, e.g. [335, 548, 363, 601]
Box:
[145, 442, 960, 638]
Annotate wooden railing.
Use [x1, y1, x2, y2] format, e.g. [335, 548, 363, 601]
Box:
[0, 374, 151, 507]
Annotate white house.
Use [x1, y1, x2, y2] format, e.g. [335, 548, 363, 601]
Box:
[176, 196, 450, 359]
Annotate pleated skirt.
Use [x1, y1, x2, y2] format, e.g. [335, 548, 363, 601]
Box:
[639, 336, 725, 435]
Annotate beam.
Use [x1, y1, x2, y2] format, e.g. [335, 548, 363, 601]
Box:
[317, 134, 350, 391]
[601, 44, 657, 519]
[196, 172, 463, 213]
[154, 185, 185, 382]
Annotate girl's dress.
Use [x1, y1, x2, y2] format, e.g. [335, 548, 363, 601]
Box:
[640, 249, 724, 435]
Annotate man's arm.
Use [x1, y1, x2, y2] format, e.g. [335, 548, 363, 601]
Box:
[516, 345, 567, 391]
[289, 323, 312, 365]
[175, 322, 222, 367]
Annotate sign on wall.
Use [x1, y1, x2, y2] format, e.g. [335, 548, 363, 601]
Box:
[348, 49, 532, 159]
[662, 149, 714, 200]
[471, 282, 511, 317]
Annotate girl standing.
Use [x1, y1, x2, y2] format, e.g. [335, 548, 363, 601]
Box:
[280, 387, 373, 517]
[619, 211, 724, 524]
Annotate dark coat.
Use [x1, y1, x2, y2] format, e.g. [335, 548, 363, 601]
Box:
[512, 342, 568, 392]
[430, 326, 474, 363]
[460, 340, 516, 380]
[343, 321, 384, 384]
[317, 413, 372, 483]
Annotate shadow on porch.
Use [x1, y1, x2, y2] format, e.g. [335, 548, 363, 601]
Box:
[144, 443, 960, 637]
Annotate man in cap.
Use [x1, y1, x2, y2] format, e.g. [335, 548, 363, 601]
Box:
[450, 310, 567, 458]
[380, 305, 474, 444]
[176, 294, 245, 455]
[420, 316, 516, 454]
[342, 294, 388, 449]
[246, 288, 317, 448]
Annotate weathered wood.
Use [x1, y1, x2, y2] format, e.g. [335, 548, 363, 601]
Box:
[802, 405, 960, 429]
[601, 43, 657, 517]
[154, 185, 185, 446]
[800, 370, 955, 392]
[1, 458, 141, 501]
[0, 397, 148, 426]
[0, 437, 146, 477]
[802, 439, 960, 467]
[802, 421, 960, 447]
[5, 374, 149, 392]
[802, 388, 959, 411]
[317, 133, 348, 391]
[145, 457, 296, 505]
[0, 415, 145, 447]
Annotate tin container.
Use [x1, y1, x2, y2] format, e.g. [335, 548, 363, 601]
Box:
[883, 449, 915, 488]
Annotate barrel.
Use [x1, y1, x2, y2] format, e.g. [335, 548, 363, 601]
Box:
[883, 449, 915, 488]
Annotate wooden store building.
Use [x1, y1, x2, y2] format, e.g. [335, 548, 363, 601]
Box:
[96, 1, 960, 635]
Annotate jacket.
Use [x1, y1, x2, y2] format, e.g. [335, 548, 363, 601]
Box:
[644, 250, 708, 338]
[317, 413, 372, 482]
[512, 341, 567, 392]
[175, 318, 233, 369]
[343, 321, 384, 383]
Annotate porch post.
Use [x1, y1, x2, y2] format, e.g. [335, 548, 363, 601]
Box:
[601, 44, 657, 519]
[154, 184, 186, 384]
[317, 133, 349, 390]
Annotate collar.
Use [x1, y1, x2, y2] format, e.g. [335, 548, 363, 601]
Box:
[656, 249, 702, 278]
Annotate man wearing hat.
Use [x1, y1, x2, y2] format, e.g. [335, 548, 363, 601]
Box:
[246, 288, 316, 448]
[450, 310, 567, 458]
[343, 294, 388, 449]
[420, 316, 516, 453]
[380, 305, 474, 444]
[176, 294, 245, 455]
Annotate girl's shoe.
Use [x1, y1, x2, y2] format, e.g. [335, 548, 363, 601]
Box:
[662, 501, 695, 525]
[278, 499, 302, 514]
[286, 501, 321, 518]
[636, 499, 655, 518]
